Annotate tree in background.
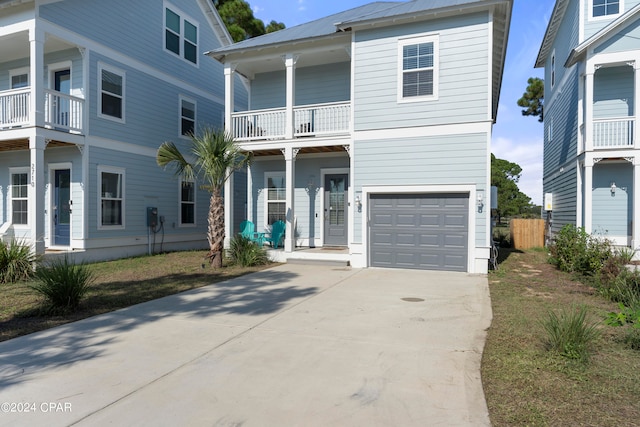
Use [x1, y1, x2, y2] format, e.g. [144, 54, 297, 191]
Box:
[215, 0, 285, 42]
[517, 77, 544, 122]
[491, 154, 532, 223]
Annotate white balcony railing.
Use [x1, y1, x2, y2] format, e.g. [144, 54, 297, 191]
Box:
[0, 88, 30, 129]
[0, 88, 85, 133]
[44, 89, 84, 133]
[231, 101, 351, 141]
[593, 117, 634, 148]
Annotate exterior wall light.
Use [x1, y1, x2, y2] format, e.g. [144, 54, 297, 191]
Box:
[611, 182, 616, 194]
[355, 195, 362, 212]
[477, 191, 484, 212]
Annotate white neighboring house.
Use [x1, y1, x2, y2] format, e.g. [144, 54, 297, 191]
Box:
[538, 0, 640, 248]
[209, 0, 513, 273]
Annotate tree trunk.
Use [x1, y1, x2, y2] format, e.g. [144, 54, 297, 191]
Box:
[207, 190, 225, 268]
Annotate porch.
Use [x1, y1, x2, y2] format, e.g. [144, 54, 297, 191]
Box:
[267, 246, 350, 266]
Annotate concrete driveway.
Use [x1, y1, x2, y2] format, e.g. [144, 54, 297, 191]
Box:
[0, 264, 492, 426]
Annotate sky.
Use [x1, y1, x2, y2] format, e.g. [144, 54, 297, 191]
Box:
[251, 0, 557, 205]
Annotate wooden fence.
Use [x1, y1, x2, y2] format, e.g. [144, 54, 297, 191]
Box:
[510, 219, 545, 249]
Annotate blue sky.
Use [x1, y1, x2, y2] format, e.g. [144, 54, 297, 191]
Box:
[252, 0, 557, 205]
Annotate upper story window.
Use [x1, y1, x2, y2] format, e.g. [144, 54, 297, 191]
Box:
[398, 35, 439, 102]
[551, 51, 556, 88]
[165, 3, 199, 65]
[592, 0, 621, 18]
[98, 63, 125, 123]
[180, 96, 196, 137]
[10, 68, 29, 89]
[98, 166, 125, 229]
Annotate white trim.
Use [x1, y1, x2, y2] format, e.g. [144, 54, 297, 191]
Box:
[97, 62, 126, 123]
[97, 165, 125, 230]
[320, 167, 349, 248]
[47, 60, 72, 88]
[178, 177, 196, 227]
[8, 167, 29, 228]
[487, 12, 494, 121]
[179, 94, 197, 138]
[87, 135, 156, 157]
[361, 184, 477, 273]
[397, 33, 439, 103]
[551, 49, 556, 88]
[163, 1, 200, 67]
[355, 120, 491, 141]
[263, 171, 285, 230]
[47, 162, 73, 249]
[588, 0, 624, 21]
[9, 66, 29, 89]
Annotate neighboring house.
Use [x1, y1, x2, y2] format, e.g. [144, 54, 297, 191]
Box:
[208, 0, 513, 273]
[0, 0, 246, 260]
[537, 0, 640, 248]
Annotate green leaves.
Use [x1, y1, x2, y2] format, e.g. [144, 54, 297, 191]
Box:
[517, 77, 544, 122]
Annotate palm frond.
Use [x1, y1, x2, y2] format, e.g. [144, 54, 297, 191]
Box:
[156, 141, 195, 181]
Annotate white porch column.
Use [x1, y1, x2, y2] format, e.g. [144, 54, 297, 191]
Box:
[584, 159, 594, 233]
[576, 159, 583, 228]
[224, 171, 234, 249]
[283, 146, 297, 252]
[224, 63, 235, 134]
[29, 26, 44, 128]
[284, 54, 297, 139]
[635, 62, 640, 148]
[584, 68, 595, 152]
[633, 157, 640, 249]
[246, 164, 253, 223]
[29, 135, 45, 254]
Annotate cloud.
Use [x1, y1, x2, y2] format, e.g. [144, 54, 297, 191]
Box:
[298, 0, 306, 11]
[252, 5, 263, 14]
[492, 135, 544, 205]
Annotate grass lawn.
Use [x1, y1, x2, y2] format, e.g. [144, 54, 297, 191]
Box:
[482, 248, 640, 426]
[0, 250, 273, 342]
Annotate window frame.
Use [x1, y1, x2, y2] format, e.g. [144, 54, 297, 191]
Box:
[547, 118, 554, 144]
[397, 34, 439, 103]
[179, 177, 196, 227]
[9, 167, 29, 227]
[98, 62, 126, 123]
[179, 95, 197, 138]
[163, 2, 200, 66]
[590, 0, 623, 20]
[9, 67, 29, 89]
[98, 165, 125, 230]
[264, 171, 286, 226]
[551, 50, 556, 89]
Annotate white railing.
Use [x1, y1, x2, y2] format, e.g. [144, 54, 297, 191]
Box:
[44, 89, 84, 133]
[230, 101, 351, 141]
[0, 88, 30, 129]
[294, 101, 351, 137]
[231, 107, 286, 141]
[593, 117, 634, 148]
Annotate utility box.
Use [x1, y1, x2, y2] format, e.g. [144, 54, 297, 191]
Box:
[147, 207, 158, 228]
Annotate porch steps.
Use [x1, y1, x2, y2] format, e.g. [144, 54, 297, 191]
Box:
[266, 247, 350, 267]
[285, 257, 350, 267]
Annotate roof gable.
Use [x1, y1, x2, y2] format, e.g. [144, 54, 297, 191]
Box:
[535, 0, 570, 68]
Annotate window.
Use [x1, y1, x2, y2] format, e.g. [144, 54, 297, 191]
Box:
[98, 63, 125, 122]
[265, 172, 285, 225]
[551, 51, 556, 88]
[10, 69, 28, 89]
[98, 166, 124, 228]
[593, 0, 620, 17]
[180, 178, 195, 226]
[398, 35, 438, 101]
[180, 96, 196, 136]
[547, 118, 554, 143]
[165, 4, 199, 64]
[10, 169, 28, 225]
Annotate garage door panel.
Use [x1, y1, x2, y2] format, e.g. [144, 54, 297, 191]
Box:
[370, 193, 468, 272]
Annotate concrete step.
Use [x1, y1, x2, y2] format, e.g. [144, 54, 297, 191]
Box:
[286, 257, 350, 267]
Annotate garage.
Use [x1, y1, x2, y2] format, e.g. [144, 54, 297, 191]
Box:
[369, 193, 469, 271]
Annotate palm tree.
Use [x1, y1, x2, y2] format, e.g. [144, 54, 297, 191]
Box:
[157, 127, 251, 268]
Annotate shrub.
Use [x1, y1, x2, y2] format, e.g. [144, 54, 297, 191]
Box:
[0, 238, 38, 283]
[549, 225, 612, 275]
[228, 235, 269, 267]
[541, 305, 600, 362]
[31, 257, 94, 313]
[616, 247, 636, 264]
[599, 268, 640, 307]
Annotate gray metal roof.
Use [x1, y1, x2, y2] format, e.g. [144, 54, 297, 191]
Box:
[207, 0, 488, 57]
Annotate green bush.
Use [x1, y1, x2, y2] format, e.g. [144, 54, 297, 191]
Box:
[228, 235, 269, 267]
[549, 225, 612, 275]
[31, 257, 94, 313]
[599, 268, 640, 307]
[0, 238, 38, 283]
[541, 305, 600, 362]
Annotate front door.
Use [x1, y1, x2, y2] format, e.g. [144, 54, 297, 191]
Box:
[54, 69, 70, 127]
[324, 174, 348, 246]
[54, 169, 71, 246]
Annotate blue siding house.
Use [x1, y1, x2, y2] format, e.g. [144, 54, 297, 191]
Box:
[208, 0, 513, 273]
[537, 0, 640, 248]
[0, 0, 242, 261]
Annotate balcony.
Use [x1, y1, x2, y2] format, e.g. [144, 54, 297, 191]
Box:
[231, 101, 351, 142]
[0, 88, 84, 134]
[593, 117, 634, 149]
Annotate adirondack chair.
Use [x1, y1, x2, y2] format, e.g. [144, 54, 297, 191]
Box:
[238, 220, 265, 246]
[266, 220, 286, 249]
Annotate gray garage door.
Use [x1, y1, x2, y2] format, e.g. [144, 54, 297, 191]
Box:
[369, 193, 469, 271]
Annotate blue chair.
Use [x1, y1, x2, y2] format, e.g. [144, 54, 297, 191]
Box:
[266, 220, 286, 248]
[238, 220, 265, 246]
